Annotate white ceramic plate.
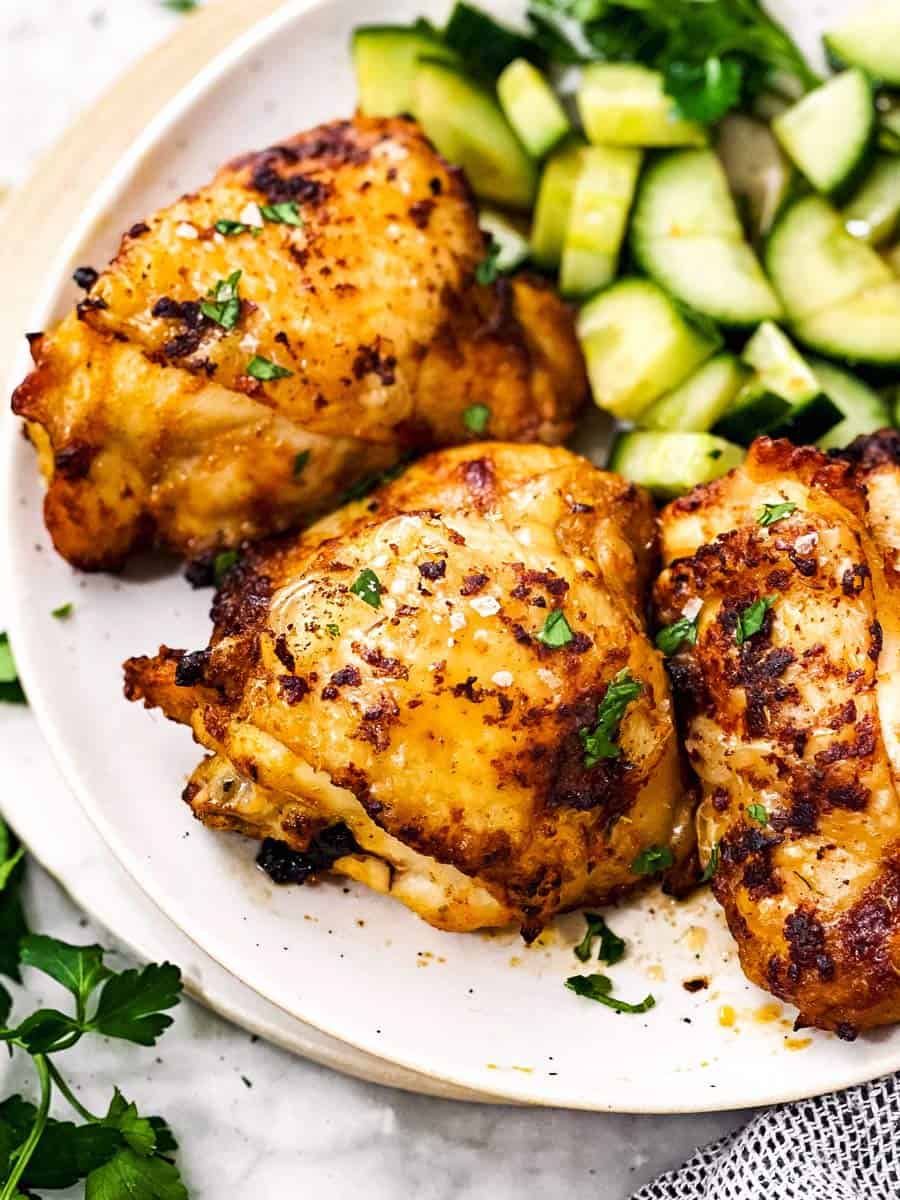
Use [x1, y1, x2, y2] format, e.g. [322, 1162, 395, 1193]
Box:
[7, 0, 900, 1113]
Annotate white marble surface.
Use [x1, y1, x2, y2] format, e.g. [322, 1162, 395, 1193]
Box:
[0, 2, 747, 1195]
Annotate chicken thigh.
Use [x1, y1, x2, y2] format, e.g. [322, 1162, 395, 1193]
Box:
[125, 443, 691, 938]
[12, 117, 585, 571]
[655, 435, 900, 1036]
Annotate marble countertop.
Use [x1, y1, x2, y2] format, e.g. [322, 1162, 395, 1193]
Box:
[0, 3, 746, 1195]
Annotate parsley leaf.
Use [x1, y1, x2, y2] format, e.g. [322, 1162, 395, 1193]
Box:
[13, 1008, 81, 1054]
[349, 569, 382, 609]
[213, 549, 239, 586]
[214, 218, 250, 236]
[161, 0, 199, 11]
[246, 355, 293, 381]
[701, 841, 721, 882]
[340, 457, 411, 504]
[86, 962, 182, 1046]
[538, 609, 574, 649]
[565, 974, 656, 1014]
[574, 913, 626, 965]
[631, 845, 674, 876]
[463, 403, 491, 435]
[260, 201, 303, 226]
[325, 623, 341, 639]
[655, 615, 698, 656]
[664, 54, 743, 123]
[747, 803, 768, 826]
[735, 595, 776, 644]
[20, 936, 111, 1015]
[293, 449, 311, 478]
[51, 602, 74, 620]
[757, 501, 797, 527]
[580, 669, 642, 767]
[475, 238, 502, 285]
[102, 1090, 157, 1157]
[0, 1098, 120, 1190]
[200, 269, 242, 331]
[0, 632, 26, 705]
[85, 1146, 188, 1199]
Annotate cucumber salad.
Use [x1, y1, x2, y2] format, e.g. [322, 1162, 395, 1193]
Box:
[353, 0, 900, 498]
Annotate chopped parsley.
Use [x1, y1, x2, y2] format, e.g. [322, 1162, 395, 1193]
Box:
[349, 569, 382, 608]
[214, 219, 250, 237]
[200, 270, 242, 331]
[757, 501, 797, 527]
[463, 403, 491, 435]
[213, 549, 239, 586]
[260, 202, 303, 226]
[631, 845, 674, 876]
[537, 609, 574, 649]
[51, 603, 73, 620]
[340, 458, 411, 504]
[293, 450, 311, 478]
[574, 913, 625, 965]
[161, 0, 199, 11]
[0, 632, 25, 705]
[580, 669, 642, 767]
[246, 355, 293, 382]
[701, 842, 720, 883]
[747, 803, 768, 826]
[735, 596, 776, 645]
[475, 237, 502, 285]
[655, 615, 698, 657]
[325, 623, 341, 639]
[565, 974, 655, 1015]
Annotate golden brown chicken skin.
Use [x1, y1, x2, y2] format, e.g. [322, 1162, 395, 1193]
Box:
[12, 117, 585, 571]
[655, 435, 900, 1037]
[125, 444, 690, 938]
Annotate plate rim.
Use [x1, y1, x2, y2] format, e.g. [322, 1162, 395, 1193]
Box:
[5, 0, 900, 1114]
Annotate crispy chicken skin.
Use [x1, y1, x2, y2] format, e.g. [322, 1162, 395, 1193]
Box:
[125, 444, 691, 938]
[655, 435, 900, 1036]
[12, 117, 585, 570]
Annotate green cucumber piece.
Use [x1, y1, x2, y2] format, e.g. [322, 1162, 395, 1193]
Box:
[772, 69, 875, 198]
[412, 60, 536, 209]
[608, 431, 744, 500]
[810, 358, 892, 450]
[478, 209, 530, 272]
[716, 114, 794, 240]
[352, 26, 457, 118]
[793, 281, 900, 366]
[443, 3, 535, 78]
[631, 151, 782, 327]
[843, 156, 900, 247]
[825, 2, 900, 87]
[497, 58, 570, 159]
[742, 321, 819, 405]
[529, 139, 584, 270]
[641, 354, 749, 433]
[577, 278, 720, 421]
[577, 64, 706, 148]
[766, 195, 893, 321]
[559, 145, 642, 297]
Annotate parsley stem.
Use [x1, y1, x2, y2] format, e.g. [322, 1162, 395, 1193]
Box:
[46, 1057, 99, 1123]
[0, 1052, 51, 1200]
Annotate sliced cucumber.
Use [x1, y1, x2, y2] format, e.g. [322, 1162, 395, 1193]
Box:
[608, 431, 744, 500]
[810, 358, 892, 450]
[772, 69, 874, 198]
[844, 157, 900, 247]
[478, 209, 530, 272]
[497, 58, 570, 159]
[560, 146, 642, 297]
[766, 195, 893, 320]
[529, 138, 583, 270]
[631, 150, 782, 327]
[577, 278, 720, 421]
[577, 64, 706, 148]
[641, 354, 749, 433]
[825, 2, 900, 87]
[714, 323, 842, 447]
[352, 26, 457, 117]
[716, 114, 794, 240]
[887, 243, 900, 276]
[443, 2, 534, 79]
[793, 281, 900, 366]
[413, 61, 536, 209]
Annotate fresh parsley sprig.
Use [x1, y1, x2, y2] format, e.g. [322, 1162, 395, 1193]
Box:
[580, 669, 642, 767]
[0, 819, 186, 1199]
[574, 913, 626, 965]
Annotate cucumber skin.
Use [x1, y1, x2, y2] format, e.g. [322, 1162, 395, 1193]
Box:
[810, 358, 892, 450]
[608, 431, 744, 499]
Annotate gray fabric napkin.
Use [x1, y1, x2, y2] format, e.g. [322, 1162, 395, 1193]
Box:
[633, 1074, 900, 1199]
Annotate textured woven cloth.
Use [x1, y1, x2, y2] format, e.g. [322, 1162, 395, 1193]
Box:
[633, 1073, 900, 1199]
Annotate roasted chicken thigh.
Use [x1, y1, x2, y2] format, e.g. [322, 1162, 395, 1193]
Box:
[656, 435, 900, 1036]
[125, 443, 690, 937]
[12, 116, 585, 571]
